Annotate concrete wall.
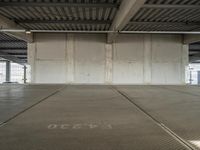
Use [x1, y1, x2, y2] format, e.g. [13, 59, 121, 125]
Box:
[28, 33, 188, 84]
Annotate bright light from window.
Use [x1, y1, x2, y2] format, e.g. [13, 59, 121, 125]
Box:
[0, 62, 6, 83]
[190, 140, 200, 148]
[0, 61, 31, 84]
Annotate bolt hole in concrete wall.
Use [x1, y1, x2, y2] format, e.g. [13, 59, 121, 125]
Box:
[28, 33, 188, 85]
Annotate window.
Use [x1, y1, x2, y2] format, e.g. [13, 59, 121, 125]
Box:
[0, 61, 31, 84]
[0, 62, 6, 83]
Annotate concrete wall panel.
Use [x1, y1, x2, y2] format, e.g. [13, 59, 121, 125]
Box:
[35, 60, 66, 83]
[152, 35, 182, 62]
[28, 33, 188, 84]
[151, 35, 183, 84]
[35, 33, 66, 60]
[113, 35, 144, 84]
[151, 63, 182, 84]
[74, 34, 106, 84]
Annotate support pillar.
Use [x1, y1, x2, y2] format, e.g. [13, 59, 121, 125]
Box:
[182, 44, 189, 84]
[105, 44, 113, 84]
[144, 34, 152, 84]
[5, 60, 11, 82]
[66, 34, 75, 83]
[198, 71, 200, 85]
[23, 66, 27, 84]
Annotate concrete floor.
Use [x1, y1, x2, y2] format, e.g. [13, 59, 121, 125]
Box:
[0, 85, 200, 150]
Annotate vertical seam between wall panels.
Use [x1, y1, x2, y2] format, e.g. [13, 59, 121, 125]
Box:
[104, 44, 107, 84]
[143, 34, 145, 84]
[150, 34, 153, 84]
[72, 34, 75, 84]
[65, 33, 67, 83]
[34, 42, 37, 83]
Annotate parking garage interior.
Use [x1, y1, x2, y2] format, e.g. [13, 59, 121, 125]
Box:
[1, 0, 200, 150]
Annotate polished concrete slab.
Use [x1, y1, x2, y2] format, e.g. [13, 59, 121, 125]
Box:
[0, 85, 200, 150]
[116, 85, 200, 149]
[0, 84, 64, 124]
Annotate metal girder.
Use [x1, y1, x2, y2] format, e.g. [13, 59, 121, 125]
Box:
[189, 51, 200, 55]
[5, 60, 10, 82]
[0, 14, 33, 43]
[143, 4, 200, 9]
[189, 56, 200, 63]
[17, 20, 112, 25]
[0, 48, 26, 50]
[0, 51, 26, 65]
[0, 49, 27, 53]
[4, 32, 33, 43]
[0, 40, 24, 43]
[0, 2, 119, 8]
[189, 44, 200, 50]
[184, 34, 200, 44]
[129, 21, 200, 26]
[6, 54, 27, 57]
[107, 0, 147, 43]
[189, 52, 200, 57]
[0, 42, 26, 48]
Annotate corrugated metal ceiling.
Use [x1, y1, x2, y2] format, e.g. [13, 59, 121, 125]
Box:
[0, 0, 121, 31]
[0, 33, 27, 63]
[124, 0, 200, 31]
[0, 0, 200, 31]
[1, 0, 200, 63]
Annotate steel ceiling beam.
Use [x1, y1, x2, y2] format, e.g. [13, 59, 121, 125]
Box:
[129, 21, 200, 26]
[0, 51, 26, 65]
[0, 48, 26, 50]
[0, 49, 27, 53]
[0, 40, 26, 43]
[1, 54, 27, 57]
[108, 0, 147, 43]
[0, 2, 119, 8]
[184, 34, 200, 44]
[143, 4, 200, 9]
[189, 56, 200, 63]
[17, 20, 112, 25]
[189, 44, 200, 50]
[0, 14, 33, 43]
[0, 42, 26, 48]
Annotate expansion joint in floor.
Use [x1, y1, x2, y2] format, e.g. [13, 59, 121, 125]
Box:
[0, 85, 67, 128]
[110, 86, 196, 150]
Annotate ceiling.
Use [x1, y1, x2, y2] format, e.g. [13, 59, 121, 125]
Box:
[0, 0, 200, 31]
[125, 0, 200, 31]
[189, 42, 200, 63]
[0, 0, 200, 64]
[0, 33, 27, 64]
[0, 0, 121, 31]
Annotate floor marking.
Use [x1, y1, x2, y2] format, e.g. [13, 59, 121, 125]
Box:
[47, 123, 113, 130]
[110, 86, 196, 150]
[0, 85, 67, 128]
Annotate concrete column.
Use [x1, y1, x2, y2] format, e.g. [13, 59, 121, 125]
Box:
[5, 60, 11, 82]
[198, 71, 200, 85]
[182, 44, 189, 84]
[105, 44, 113, 84]
[66, 34, 75, 83]
[143, 34, 152, 84]
[23, 66, 27, 84]
[28, 42, 36, 83]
